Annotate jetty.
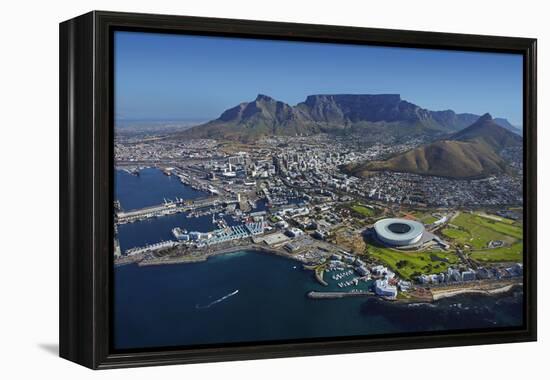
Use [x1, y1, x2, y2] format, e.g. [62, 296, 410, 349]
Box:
[115, 197, 235, 224]
[307, 290, 373, 299]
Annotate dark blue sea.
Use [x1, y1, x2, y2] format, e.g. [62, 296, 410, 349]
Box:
[114, 168, 524, 350]
[115, 168, 205, 210]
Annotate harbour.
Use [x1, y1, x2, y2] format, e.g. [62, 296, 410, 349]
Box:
[114, 167, 524, 350]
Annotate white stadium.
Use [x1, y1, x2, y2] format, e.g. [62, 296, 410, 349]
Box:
[374, 218, 425, 247]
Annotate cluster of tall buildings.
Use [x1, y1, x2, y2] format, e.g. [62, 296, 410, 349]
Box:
[417, 264, 523, 285]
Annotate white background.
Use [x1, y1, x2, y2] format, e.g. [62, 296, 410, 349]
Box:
[0, 0, 546, 378]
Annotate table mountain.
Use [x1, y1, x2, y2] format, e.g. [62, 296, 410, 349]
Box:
[178, 94, 511, 142]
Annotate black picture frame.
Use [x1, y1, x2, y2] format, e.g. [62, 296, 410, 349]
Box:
[59, 10, 537, 369]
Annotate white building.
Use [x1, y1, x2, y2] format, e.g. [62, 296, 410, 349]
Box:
[374, 279, 398, 299]
[285, 227, 304, 238]
[356, 266, 370, 276]
[398, 280, 412, 291]
[461, 269, 477, 282]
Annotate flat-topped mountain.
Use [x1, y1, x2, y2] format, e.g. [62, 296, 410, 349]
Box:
[178, 94, 516, 142]
[345, 114, 522, 179]
[297, 94, 478, 129]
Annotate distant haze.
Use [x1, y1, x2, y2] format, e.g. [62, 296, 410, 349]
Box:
[115, 119, 207, 128]
[115, 31, 523, 127]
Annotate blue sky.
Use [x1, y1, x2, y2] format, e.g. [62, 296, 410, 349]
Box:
[115, 31, 523, 126]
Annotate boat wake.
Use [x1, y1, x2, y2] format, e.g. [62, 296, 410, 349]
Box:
[196, 290, 239, 309]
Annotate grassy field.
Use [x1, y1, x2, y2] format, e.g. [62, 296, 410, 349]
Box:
[441, 227, 470, 241]
[421, 215, 438, 224]
[442, 212, 522, 249]
[475, 212, 516, 224]
[350, 203, 375, 217]
[470, 242, 523, 262]
[474, 216, 522, 239]
[364, 210, 522, 278]
[410, 211, 438, 224]
[440, 211, 523, 264]
[367, 243, 458, 280]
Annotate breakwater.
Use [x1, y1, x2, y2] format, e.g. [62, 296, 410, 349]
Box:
[307, 291, 374, 299]
[134, 243, 303, 267]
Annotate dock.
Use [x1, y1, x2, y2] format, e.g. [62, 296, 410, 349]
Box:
[115, 197, 237, 224]
[307, 290, 374, 299]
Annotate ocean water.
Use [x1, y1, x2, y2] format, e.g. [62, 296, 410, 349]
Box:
[114, 250, 523, 349]
[115, 168, 265, 252]
[117, 213, 215, 252]
[115, 168, 205, 210]
[113, 168, 524, 350]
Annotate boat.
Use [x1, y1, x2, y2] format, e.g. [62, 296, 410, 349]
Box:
[196, 290, 239, 310]
[172, 227, 189, 240]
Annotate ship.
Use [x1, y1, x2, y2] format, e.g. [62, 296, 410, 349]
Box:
[172, 227, 189, 240]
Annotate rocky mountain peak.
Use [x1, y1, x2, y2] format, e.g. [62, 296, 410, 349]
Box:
[255, 94, 276, 102]
[478, 113, 493, 122]
[180, 94, 520, 142]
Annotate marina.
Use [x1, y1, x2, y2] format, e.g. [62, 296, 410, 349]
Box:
[115, 197, 226, 224]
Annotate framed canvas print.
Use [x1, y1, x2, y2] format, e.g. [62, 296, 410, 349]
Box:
[59, 11, 537, 369]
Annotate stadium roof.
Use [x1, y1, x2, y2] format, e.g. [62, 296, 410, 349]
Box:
[374, 218, 425, 246]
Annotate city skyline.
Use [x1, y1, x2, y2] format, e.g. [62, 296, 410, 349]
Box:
[115, 31, 523, 126]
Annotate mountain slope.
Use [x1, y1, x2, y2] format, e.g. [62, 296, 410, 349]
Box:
[346, 114, 522, 179]
[451, 113, 523, 151]
[492, 118, 522, 136]
[178, 94, 513, 142]
[181, 95, 323, 142]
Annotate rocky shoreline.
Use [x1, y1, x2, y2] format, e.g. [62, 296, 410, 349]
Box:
[431, 282, 522, 301]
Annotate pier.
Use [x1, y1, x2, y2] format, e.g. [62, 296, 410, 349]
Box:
[115, 197, 238, 224]
[307, 290, 374, 299]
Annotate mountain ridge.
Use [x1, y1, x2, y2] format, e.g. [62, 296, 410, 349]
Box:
[178, 94, 519, 142]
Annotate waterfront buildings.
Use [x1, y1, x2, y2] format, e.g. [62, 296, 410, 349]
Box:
[172, 222, 268, 247]
[374, 279, 398, 299]
[416, 265, 523, 285]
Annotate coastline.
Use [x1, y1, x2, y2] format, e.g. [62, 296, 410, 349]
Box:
[132, 243, 307, 267]
[314, 268, 328, 286]
[431, 282, 522, 301]
[307, 290, 374, 299]
[115, 242, 523, 305]
[307, 281, 522, 304]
